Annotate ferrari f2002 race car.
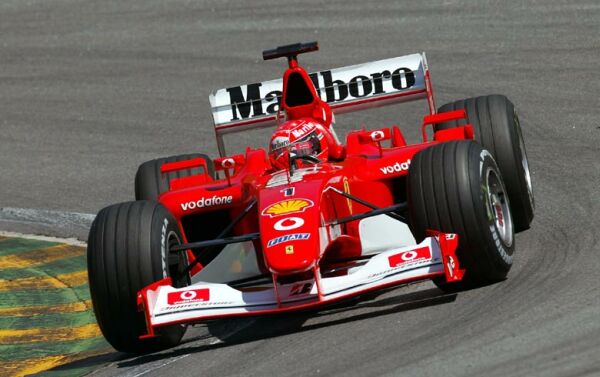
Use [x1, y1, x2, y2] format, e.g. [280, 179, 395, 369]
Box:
[87, 42, 534, 353]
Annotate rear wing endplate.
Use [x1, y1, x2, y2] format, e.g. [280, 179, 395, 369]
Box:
[209, 53, 435, 156]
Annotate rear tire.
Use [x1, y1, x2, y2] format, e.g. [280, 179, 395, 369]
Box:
[87, 201, 188, 353]
[135, 153, 214, 201]
[407, 141, 515, 285]
[436, 95, 534, 232]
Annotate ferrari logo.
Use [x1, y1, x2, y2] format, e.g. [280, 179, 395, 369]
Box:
[262, 199, 314, 217]
[285, 245, 294, 254]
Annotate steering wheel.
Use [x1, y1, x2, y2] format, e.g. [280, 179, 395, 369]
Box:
[290, 153, 321, 165]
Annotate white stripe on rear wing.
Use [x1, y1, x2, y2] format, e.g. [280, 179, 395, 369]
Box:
[209, 53, 435, 156]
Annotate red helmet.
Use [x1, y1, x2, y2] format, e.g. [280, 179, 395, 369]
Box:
[269, 119, 330, 170]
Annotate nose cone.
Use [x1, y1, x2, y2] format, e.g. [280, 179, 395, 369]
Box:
[264, 227, 317, 273]
[259, 188, 322, 275]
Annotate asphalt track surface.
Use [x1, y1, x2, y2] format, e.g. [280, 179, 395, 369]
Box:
[1, 0, 599, 376]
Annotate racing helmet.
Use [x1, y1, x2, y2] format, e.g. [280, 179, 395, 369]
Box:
[269, 119, 329, 170]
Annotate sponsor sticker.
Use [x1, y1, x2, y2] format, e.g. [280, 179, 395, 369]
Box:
[267, 233, 310, 247]
[167, 288, 210, 305]
[211, 55, 423, 125]
[281, 187, 295, 197]
[181, 195, 233, 211]
[388, 246, 431, 268]
[271, 136, 290, 150]
[371, 130, 386, 141]
[262, 199, 314, 217]
[274, 217, 305, 231]
[379, 159, 411, 175]
[343, 177, 352, 214]
[291, 121, 316, 139]
[221, 158, 235, 169]
[285, 245, 294, 254]
[447, 255, 456, 278]
[289, 282, 312, 296]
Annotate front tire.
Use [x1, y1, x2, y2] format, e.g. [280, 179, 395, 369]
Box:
[436, 95, 534, 232]
[87, 201, 187, 353]
[407, 141, 515, 285]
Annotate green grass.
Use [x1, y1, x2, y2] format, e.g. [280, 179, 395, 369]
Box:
[0, 236, 111, 376]
[0, 238, 58, 257]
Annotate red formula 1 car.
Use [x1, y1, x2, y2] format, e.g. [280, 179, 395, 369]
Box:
[87, 42, 534, 353]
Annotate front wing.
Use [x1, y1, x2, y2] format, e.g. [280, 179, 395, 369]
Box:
[137, 233, 463, 338]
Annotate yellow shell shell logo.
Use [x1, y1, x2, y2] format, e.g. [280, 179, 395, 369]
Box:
[263, 199, 314, 217]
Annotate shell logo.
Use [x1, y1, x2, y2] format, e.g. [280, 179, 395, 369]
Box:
[262, 199, 314, 217]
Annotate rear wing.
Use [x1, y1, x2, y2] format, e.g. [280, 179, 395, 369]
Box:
[209, 52, 435, 156]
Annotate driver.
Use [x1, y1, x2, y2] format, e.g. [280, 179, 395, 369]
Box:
[269, 119, 338, 170]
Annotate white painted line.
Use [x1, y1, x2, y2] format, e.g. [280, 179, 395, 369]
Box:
[0, 230, 87, 247]
[0, 207, 96, 241]
[108, 319, 259, 377]
[129, 354, 191, 377]
[0, 207, 95, 224]
[212, 318, 258, 343]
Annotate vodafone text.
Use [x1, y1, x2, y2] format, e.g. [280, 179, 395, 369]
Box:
[380, 159, 411, 175]
[181, 195, 233, 211]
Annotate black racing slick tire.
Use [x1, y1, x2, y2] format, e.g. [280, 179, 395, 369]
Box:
[135, 153, 214, 201]
[87, 201, 187, 353]
[436, 95, 534, 232]
[407, 141, 515, 284]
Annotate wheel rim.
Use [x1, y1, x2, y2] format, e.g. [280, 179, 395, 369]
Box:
[166, 231, 189, 332]
[167, 231, 189, 288]
[487, 168, 513, 247]
[515, 113, 535, 209]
